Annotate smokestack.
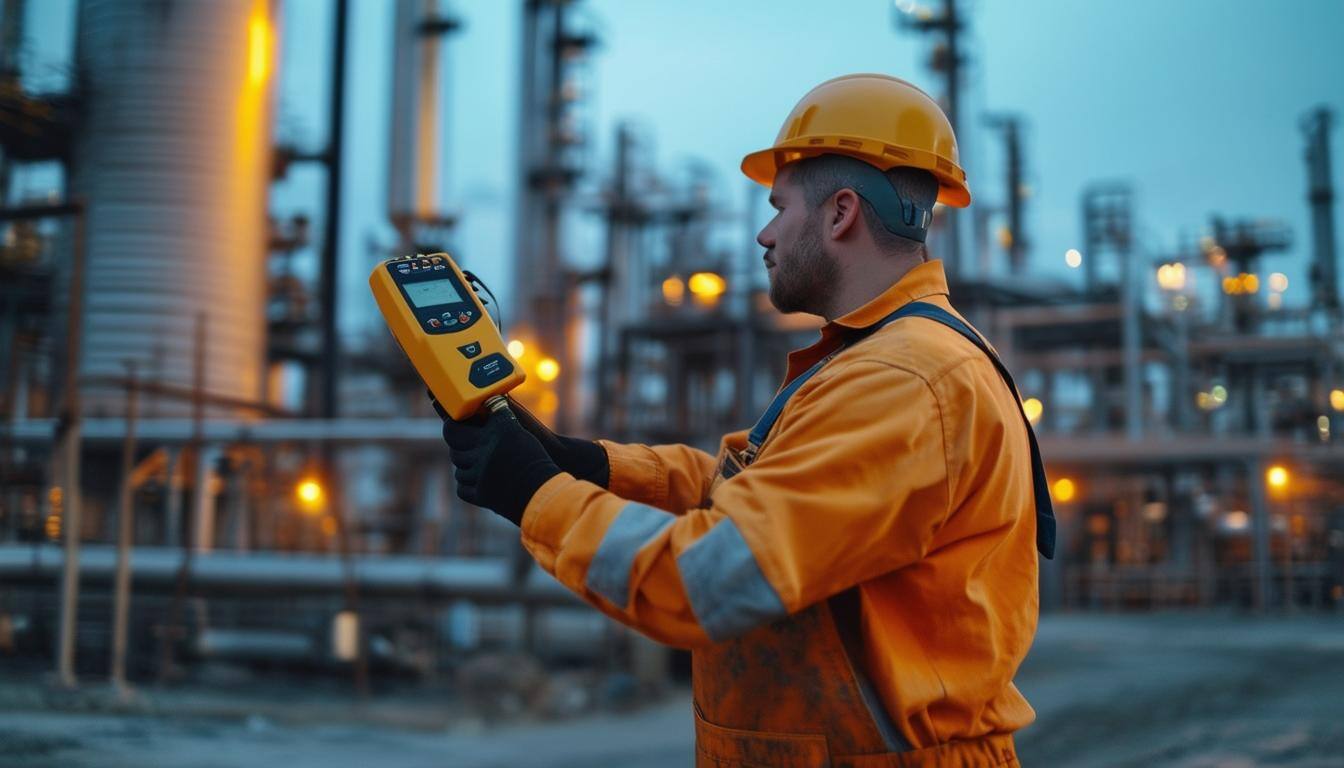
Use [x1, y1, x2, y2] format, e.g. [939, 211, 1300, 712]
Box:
[1302, 107, 1338, 311]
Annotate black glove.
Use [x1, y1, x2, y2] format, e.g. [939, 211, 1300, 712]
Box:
[434, 403, 560, 526]
[507, 398, 610, 487]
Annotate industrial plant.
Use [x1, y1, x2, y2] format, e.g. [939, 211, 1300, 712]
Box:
[0, 1, 1341, 758]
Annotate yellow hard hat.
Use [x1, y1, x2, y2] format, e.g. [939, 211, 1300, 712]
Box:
[741, 73, 970, 208]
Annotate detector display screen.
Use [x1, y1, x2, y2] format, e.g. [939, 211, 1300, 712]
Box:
[403, 278, 464, 308]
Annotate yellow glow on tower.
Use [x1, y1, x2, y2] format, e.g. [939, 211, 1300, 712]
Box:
[248, 10, 272, 86]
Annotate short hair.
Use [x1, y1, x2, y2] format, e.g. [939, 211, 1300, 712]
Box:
[785, 154, 938, 256]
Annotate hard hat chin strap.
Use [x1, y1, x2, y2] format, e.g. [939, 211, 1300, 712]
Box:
[841, 158, 933, 244]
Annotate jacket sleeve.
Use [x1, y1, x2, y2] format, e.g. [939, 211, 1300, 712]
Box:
[521, 361, 950, 649]
[595, 440, 719, 514]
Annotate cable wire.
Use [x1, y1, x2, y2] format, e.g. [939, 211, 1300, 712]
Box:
[462, 270, 503, 331]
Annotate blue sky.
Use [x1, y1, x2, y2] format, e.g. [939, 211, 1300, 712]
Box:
[23, 0, 1344, 338]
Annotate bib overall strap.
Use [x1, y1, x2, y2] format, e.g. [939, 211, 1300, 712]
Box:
[742, 301, 1057, 558]
[869, 302, 1056, 559]
[744, 353, 838, 461]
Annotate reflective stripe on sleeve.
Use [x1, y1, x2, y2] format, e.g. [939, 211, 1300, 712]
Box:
[586, 502, 676, 608]
[676, 518, 787, 642]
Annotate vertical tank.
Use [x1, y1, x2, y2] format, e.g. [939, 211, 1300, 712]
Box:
[73, 0, 274, 416]
[387, 0, 443, 244]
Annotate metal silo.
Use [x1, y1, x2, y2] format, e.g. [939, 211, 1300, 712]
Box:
[73, 0, 274, 416]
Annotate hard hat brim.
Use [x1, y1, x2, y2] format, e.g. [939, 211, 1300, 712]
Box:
[740, 141, 971, 209]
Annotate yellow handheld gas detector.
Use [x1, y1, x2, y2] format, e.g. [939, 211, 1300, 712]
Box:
[369, 252, 525, 420]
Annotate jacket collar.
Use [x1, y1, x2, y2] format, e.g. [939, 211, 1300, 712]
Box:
[782, 260, 952, 381]
[828, 259, 950, 335]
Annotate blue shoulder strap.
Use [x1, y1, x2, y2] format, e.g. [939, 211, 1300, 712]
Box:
[745, 302, 1057, 559]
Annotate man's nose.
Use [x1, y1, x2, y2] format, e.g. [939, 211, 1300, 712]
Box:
[757, 226, 773, 249]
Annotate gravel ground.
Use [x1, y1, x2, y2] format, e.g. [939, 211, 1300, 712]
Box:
[1014, 613, 1344, 767]
[2, 612, 1342, 767]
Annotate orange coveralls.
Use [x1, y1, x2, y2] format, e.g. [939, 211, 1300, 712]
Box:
[521, 261, 1041, 767]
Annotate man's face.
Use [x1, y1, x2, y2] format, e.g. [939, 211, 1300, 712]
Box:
[756, 168, 837, 316]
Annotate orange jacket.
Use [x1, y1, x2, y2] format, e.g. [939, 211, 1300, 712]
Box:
[521, 260, 1039, 750]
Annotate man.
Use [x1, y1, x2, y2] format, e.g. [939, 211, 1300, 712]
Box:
[436, 74, 1055, 767]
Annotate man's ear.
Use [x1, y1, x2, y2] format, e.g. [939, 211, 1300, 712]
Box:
[828, 188, 862, 241]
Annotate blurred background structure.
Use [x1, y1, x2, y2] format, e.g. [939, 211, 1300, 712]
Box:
[0, 0, 1342, 742]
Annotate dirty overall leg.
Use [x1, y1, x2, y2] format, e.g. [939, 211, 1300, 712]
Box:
[689, 449, 1021, 768]
[690, 448, 902, 768]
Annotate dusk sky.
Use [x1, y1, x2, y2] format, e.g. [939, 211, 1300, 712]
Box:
[22, 0, 1344, 338]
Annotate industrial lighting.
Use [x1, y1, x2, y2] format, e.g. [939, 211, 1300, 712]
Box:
[536, 357, 560, 382]
[507, 339, 526, 359]
[1331, 388, 1344, 412]
[1268, 272, 1288, 293]
[1222, 510, 1250, 532]
[996, 226, 1013, 250]
[1156, 262, 1186, 291]
[1266, 464, 1289, 492]
[1064, 249, 1082, 269]
[1051, 477, 1077, 503]
[662, 276, 685, 306]
[296, 478, 324, 512]
[46, 486, 63, 540]
[1196, 387, 1227, 411]
[1141, 502, 1168, 523]
[1221, 273, 1261, 296]
[1318, 414, 1331, 442]
[1022, 397, 1043, 425]
[687, 272, 727, 304]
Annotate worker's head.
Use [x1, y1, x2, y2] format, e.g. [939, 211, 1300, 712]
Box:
[758, 155, 938, 316]
[741, 73, 969, 318]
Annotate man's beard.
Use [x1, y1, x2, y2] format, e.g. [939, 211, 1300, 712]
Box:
[768, 210, 838, 316]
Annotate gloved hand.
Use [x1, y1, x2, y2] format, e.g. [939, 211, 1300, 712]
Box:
[507, 398, 610, 487]
[432, 402, 560, 526]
